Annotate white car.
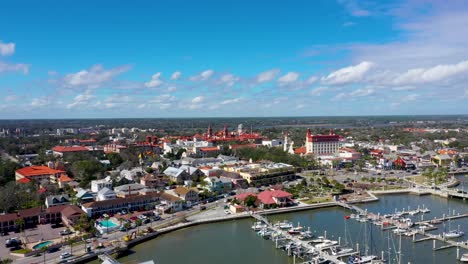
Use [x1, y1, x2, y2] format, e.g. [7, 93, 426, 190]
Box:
[60, 252, 72, 259]
[224, 210, 231, 215]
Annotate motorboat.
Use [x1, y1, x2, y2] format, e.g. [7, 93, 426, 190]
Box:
[299, 230, 314, 240]
[347, 255, 378, 264]
[275, 220, 293, 230]
[408, 209, 420, 216]
[330, 246, 354, 256]
[393, 228, 407, 234]
[443, 230, 465, 239]
[309, 236, 326, 244]
[315, 239, 338, 249]
[288, 226, 303, 235]
[251, 222, 267, 231]
[420, 208, 430, 213]
[460, 253, 468, 262]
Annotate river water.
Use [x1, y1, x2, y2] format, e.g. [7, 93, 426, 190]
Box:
[103, 176, 468, 264]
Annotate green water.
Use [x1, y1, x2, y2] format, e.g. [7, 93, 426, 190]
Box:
[93, 194, 468, 264]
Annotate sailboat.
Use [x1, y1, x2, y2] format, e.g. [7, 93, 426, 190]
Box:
[443, 221, 464, 239]
[460, 253, 468, 262]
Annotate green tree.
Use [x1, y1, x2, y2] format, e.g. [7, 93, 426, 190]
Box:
[70, 160, 104, 187]
[245, 195, 257, 207]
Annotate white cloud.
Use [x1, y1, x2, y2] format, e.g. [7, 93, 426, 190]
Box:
[220, 97, 242, 105]
[67, 90, 96, 109]
[393, 60, 468, 85]
[349, 88, 375, 97]
[170, 71, 182, 80]
[322, 61, 373, 85]
[306, 76, 318, 84]
[145, 72, 163, 88]
[0, 61, 29, 74]
[30, 97, 50, 107]
[0, 41, 15, 56]
[192, 96, 204, 104]
[150, 94, 176, 103]
[256, 69, 280, 83]
[166, 86, 177, 92]
[310, 86, 328, 96]
[278, 72, 300, 85]
[190, 70, 214, 81]
[330, 93, 347, 102]
[63, 64, 130, 88]
[343, 21, 356, 27]
[219, 74, 240, 87]
[338, 0, 371, 17]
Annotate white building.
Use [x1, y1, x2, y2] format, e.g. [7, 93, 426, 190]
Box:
[91, 179, 113, 193]
[96, 187, 117, 201]
[305, 129, 341, 156]
[262, 139, 283, 148]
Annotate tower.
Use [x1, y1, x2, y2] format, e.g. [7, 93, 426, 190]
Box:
[283, 131, 289, 152]
[223, 125, 229, 138]
[207, 124, 213, 138]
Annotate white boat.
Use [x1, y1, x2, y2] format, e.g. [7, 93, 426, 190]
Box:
[251, 222, 267, 231]
[408, 209, 420, 216]
[420, 208, 430, 213]
[393, 228, 407, 234]
[299, 230, 314, 240]
[330, 246, 354, 256]
[275, 220, 293, 229]
[288, 226, 303, 235]
[460, 253, 468, 262]
[309, 236, 326, 244]
[348, 255, 378, 264]
[443, 230, 464, 239]
[315, 239, 338, 249]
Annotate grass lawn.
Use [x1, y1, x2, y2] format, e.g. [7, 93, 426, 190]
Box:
[303, 197, 332, 204]
[407, 175, 428, 185]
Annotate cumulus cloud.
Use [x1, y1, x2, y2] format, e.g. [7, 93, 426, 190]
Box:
[192, 96, 204, 104]
[0, 61, 29, 74]
[322, 61, 373, 85]
[310, 87, 328, 96]
[393, 60, 468, 85]
[145, 72, 163, 88]
[150, 94, 176, 103]
[30, 97, 50, 107]
[256, 69, 280, 83]
[219, 74, 240, 87]
[330, 93, 347, 102]
[338, 0, 371, 17]
[220, 97, 242, 105]
[0, 41, 15, 56]
[4, 94, 17, 102]
[349, 88, 375, 97]
[171, 71, 182, 80]
[306, 76, 318, 84]
[190, 70, 214, 81]
[278, 72, 300, 85]
[67, 91, 96, 109]
[63, 64, 130, 88]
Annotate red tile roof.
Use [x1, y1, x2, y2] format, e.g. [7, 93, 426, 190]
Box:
[16, 166, 64, 177]
[52, 146, 89, 153]
[199, 147, 219, 152]
[257, 190, 292, 205]
[17, 177, 31, 184]
[235, 192, 257, 201]
[294, 146, 307, 154]
[58, 174, 73, 182]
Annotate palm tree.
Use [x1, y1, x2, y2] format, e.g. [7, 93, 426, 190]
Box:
[14, 218, 25, 237]
[135, 219, 142, 237]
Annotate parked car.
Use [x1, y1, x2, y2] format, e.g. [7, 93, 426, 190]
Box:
[60, 229, 72, 236]
[47, 247, 60, 253]
[60, 252, 72, 259]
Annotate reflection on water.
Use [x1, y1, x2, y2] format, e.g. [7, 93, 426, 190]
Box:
[108, 193, 467, 264]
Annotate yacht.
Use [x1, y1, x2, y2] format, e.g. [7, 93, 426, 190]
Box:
[299, 230, 314, 240]
[330, 246, 354, 256]
[460, 253, 468, 262]
[393, 228, 407, 234]
[251, 222, 267, 231]
[315, 239, 338, 249]
[420, 207, 430, 213]
[347, 255, 378, 264]
[443, 230, 465, 239]
[288, 226, 303, 235]
[275, 220, 293, 230]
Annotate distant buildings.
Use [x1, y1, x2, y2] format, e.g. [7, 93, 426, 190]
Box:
[225, 162, 296, 187]
[15, 165, 64, 183]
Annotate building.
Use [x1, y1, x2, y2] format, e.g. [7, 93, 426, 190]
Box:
[305, 129, 341, 156]
[179, 165, 204, 181]
[57, 174, 73, 188]
[431, 154, 454, 167]
[96, 187, 117, 201]
[203, 177, 233, 193]
[45, 195, 71, 208]
[76, 189, 95, 203]
[15, 166, 64, 182]
[60, 205, 86, 227]
[81, 192, 162, 217]
[164, 167, 189, 183]
[114, 183, 147, 198]
[51, 146, 90, 157]
[140, 174, 168, 189]
[257, 190, 294, 208]
[168, 187, 199, 204]
[226, 163, 296, 187]
[91, 179, 113, 193]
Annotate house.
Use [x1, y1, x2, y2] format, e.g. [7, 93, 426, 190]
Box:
[114, 183, 147, 198]
[45, 194, 71, 208]
[76, 189, 95, 203]
[60, 205, 86, 227]
[179, 165, 204, 181]
[431, 154, 454, 167]
[156, 192, 183, 213]
[91, 179, 113, 193]
[57, 174, 73, 188]
[96, 187, 117, 201]
[52, 146, 90, 157]
[140, 174, 168, 189]
[168, 187, 199, 205]
[203, 176, 232, 193]
[163, 167, 189, 183]
[81, 192, 162, 217]
[257, 189, 293, 208]
[15, 166, 64, 183]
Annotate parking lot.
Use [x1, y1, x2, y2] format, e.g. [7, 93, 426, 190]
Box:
[0, 223, 68, 259]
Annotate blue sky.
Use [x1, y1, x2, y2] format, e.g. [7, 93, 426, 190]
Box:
[0, 0, 467, 118]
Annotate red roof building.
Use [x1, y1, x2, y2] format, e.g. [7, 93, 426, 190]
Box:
[305, 129, 341, 156]
[52, 146, 89, 156]
[257, 190, 293, 208]
[15, 166, 64, 182]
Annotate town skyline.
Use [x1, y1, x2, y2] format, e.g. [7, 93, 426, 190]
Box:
[1, 0, 468, 118]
